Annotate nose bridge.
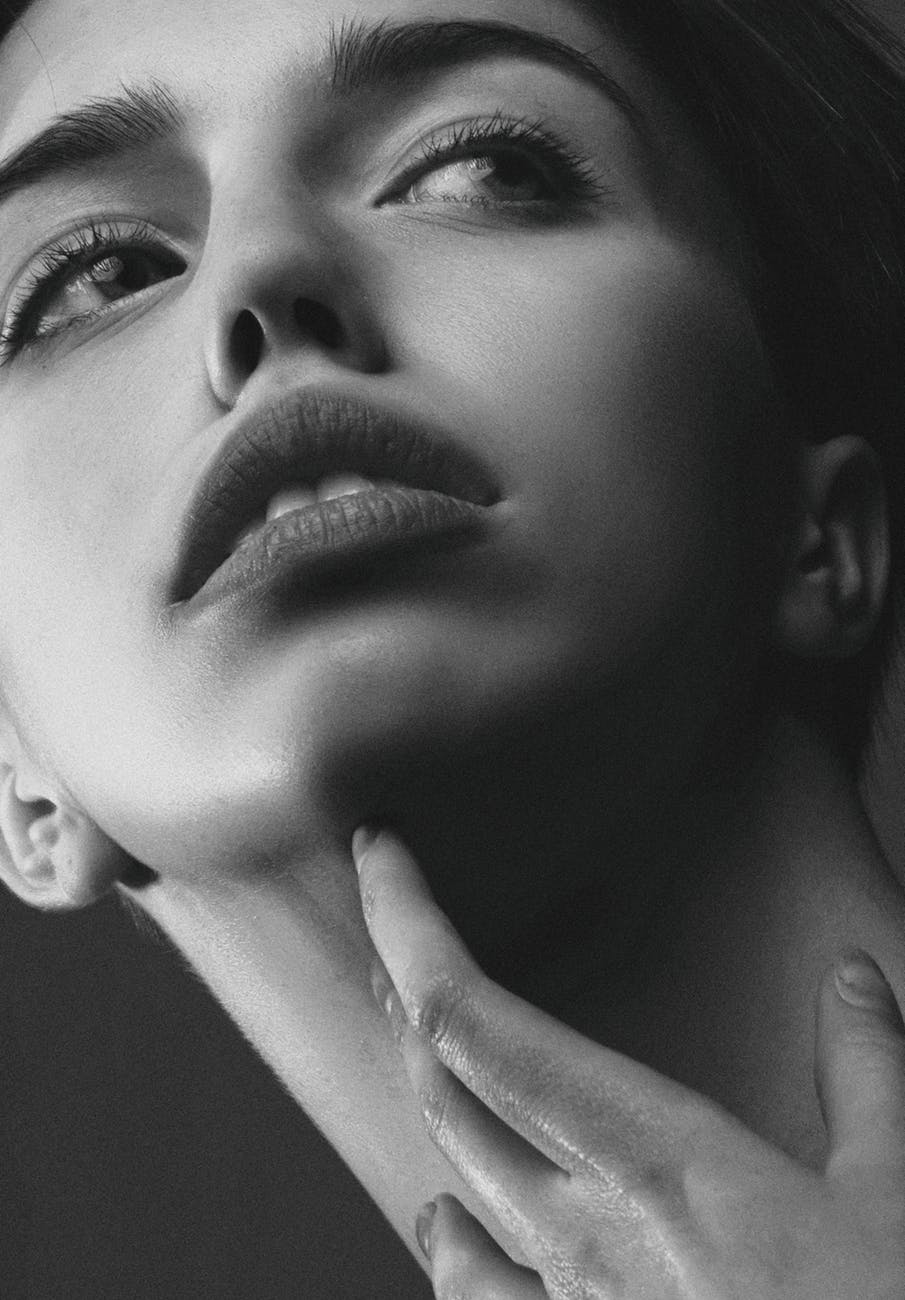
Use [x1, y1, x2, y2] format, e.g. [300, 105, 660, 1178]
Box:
[201, 155, 387, 406]
[211, 161, 316, 293]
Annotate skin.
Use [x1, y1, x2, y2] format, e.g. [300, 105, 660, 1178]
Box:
[357, 826, 905, 1298]
[0, 0, 903, 1288]
[0, 0, 787, 885]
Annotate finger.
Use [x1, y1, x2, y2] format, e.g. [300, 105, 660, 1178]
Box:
[421, 1195, 549, 1300]
[355, 825, 704, 1176]
[816, 949, 905, 1181]
[374, 958, 565, 1233]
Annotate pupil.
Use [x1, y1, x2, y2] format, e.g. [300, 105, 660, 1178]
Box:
[483, 155, 540, 197]
[494, 157, 524, 185]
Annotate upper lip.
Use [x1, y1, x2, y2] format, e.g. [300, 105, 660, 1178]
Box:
[170, 387, 501, 603]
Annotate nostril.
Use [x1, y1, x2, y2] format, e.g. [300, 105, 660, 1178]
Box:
[294, 297, 345, 350]
[229, 308, 265, 377]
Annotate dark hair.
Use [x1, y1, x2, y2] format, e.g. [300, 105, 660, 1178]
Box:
[0, 0, 29, 38]
[1, 0, 904, 756]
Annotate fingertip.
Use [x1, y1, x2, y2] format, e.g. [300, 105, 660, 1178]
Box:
[818, 949, 905, 1178]
[416, 1199, 438, 1260]
[426, 1194, 484, 1248]
[422, 1195, 548, 1298]
[832, 949, 903, 1028]
[352, 822, 382, 869]
[416, 1194, 464, 1266]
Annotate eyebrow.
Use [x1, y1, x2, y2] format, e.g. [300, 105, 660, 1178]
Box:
[0, 18, 638, 210]
[325, 17, 640, 122]
[0, 80, 183, 204]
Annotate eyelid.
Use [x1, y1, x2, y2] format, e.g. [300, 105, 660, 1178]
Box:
[0, 217, 187, 361]
[1, 213, 190, 304]
[0, 110, 609, 361]
[0, 277, 178, 369]
[374, 110, 609, 206]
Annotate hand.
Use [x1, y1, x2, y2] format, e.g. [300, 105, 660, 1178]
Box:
[353, 825, 905, 1300]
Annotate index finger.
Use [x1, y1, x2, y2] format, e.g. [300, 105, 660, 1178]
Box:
[354, 824, 711, 1178]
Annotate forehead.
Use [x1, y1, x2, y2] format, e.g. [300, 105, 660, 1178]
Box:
[0, 0, 618, 151]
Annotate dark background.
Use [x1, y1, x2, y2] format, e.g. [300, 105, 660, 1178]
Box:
[0, 883, 433, 1298]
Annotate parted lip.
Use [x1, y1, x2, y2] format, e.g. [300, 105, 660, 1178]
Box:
[170, 387, 501, 604]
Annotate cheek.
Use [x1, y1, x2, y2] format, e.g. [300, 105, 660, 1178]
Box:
[0, 354, 210, 793]
[408, 232, 786, 653]
[0, 331, 204, 591]
[0, 232, 789, 879]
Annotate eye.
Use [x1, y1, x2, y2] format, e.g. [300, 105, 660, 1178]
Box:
[404, 152, 551, 205]
[389, 113, 609, 212]
[36, 249, 170, 332]
[0, 220, 187, 361]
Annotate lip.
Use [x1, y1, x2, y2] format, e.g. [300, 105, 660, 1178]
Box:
[170, 388, 501, 608]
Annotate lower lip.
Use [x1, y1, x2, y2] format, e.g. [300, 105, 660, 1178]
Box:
[186, 486, 492, 611]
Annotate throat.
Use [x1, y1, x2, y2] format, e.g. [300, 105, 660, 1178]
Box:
[573, 712, 905, 1164]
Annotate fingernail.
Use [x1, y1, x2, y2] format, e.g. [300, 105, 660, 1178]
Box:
[835, 950, 893, 1010]
[370, 955, 391, 1006]
[370, 957, 407, 1047]
[415, 1201, 437, 1260]
[352, 824, 380, 867]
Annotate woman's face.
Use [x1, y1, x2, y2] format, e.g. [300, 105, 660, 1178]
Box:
[0, 0, 791, 876]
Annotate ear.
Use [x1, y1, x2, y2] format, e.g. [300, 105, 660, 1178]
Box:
[0, 763, 126, 911]
[774, 436, 889, 660]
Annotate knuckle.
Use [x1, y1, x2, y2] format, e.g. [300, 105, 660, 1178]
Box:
[408, 969, 476, 1062]
[419, 1071, 461, 1148]
[566, 1227, 610, 1277]
[542, 1242, 623, 1300]
[420, 1075, 451, 1136]
[574, 1143, 684, 1220]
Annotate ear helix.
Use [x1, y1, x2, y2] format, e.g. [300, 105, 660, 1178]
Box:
[796, 518, 827, 575]
[38, 806, 124, 907]
[774, 437, 888, 661]
[0, 769, 125, 909]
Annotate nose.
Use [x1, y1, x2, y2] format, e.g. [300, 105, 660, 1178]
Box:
[202, 190, 388, 408]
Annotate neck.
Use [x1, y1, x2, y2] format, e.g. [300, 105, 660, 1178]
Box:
[132, 709, 905, 1256]
[586, 712, 905, 1162]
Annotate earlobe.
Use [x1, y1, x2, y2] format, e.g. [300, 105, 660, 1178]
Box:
[774, 436, 889, 660]
[0, 767, 125, 910]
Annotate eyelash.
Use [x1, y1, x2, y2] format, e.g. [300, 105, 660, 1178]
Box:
[0, 114, 608, 363]
[391, 112, 609, 207]
[0, 218, 182, 364]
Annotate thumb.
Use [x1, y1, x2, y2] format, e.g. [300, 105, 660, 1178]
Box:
[816, 949, 905, 1183]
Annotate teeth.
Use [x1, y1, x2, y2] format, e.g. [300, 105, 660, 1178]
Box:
[266, 484, 318, 522]
[230, 475, 392, 555]
[315, 473, 376, 502]
[231, 515, 267, 552]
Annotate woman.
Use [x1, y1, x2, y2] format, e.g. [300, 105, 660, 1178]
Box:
[0, 0, 903, 1293]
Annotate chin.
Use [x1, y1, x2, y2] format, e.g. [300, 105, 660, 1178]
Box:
[111, 611, 617, 880]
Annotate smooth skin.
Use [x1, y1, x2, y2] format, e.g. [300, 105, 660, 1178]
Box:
[0, 0, 901, 1287]
[0, 0, 787, 884]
